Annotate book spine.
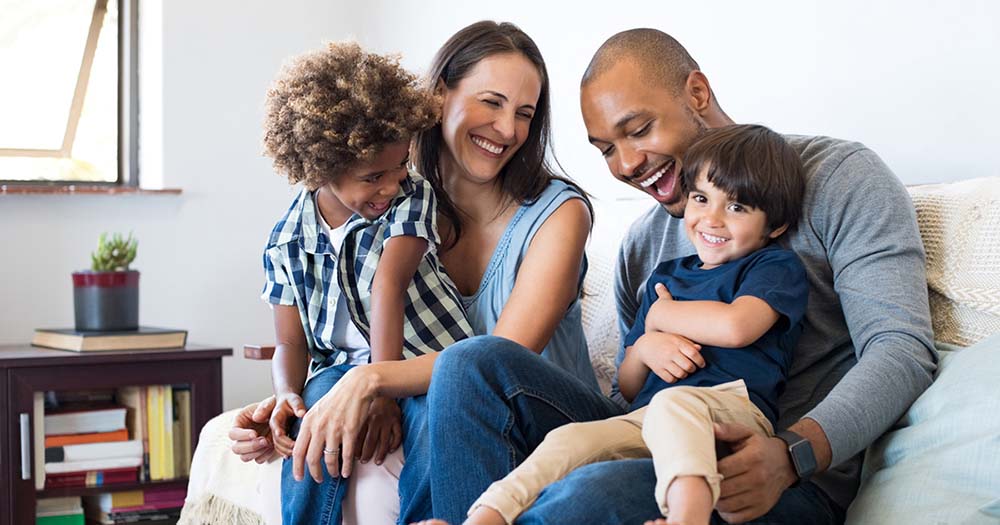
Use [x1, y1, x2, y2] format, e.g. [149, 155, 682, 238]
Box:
[163, 385, 174, 479]
[139, 387, 150, 482]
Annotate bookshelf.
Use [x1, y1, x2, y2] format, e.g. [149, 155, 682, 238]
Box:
[0, 344, 231, 525]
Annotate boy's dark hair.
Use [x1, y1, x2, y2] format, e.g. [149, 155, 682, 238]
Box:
[680, 124, 805, 234]
[263, 42, 438, 190]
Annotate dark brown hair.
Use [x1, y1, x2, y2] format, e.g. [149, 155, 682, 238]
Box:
[680, 124, 805, 234]
[263, 42, 438, 190]
[413, 20, 591, 247]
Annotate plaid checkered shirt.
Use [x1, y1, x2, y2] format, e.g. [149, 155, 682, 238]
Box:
[261, 171, 473, 375]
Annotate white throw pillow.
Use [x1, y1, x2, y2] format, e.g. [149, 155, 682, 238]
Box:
[846, 334, 1000, 525]
[908, 177, 1000, 347]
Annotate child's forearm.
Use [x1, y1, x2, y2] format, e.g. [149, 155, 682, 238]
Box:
[271, 344, 308, 396]
[369, 236, 428, 362]
[270, 304, 310, 396]
[618, 345, 649, 403]
[646, 297, 778, 348]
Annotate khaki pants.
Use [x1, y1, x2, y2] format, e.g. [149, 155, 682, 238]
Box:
[469, 380, 774, 523]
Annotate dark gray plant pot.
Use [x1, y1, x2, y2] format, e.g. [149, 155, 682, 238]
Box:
[72, 270, 140, 331]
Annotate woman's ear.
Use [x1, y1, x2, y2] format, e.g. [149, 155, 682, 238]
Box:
[434, 77, 446, 97]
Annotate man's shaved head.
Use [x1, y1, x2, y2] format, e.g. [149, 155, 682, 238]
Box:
[582, 28, 699, 95]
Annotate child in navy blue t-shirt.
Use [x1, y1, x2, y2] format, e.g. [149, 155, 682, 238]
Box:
[445, 124, 808, 525]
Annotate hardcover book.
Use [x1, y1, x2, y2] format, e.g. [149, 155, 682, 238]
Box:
[31, 327, 187, 352]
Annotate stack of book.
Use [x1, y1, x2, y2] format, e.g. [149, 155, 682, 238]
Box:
[36, 496, 84, 525]
[83, 487, 185, 525]
[32, 385, 193, 490]
[43, 403, 142, 489]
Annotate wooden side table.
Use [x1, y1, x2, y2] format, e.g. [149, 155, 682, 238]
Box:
[0, 343, 231, 525]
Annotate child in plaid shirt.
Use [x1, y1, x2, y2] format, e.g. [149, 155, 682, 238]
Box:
[257, 42, 473, 524]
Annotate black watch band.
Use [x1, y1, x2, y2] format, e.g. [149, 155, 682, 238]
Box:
[776, 430, 817, 487]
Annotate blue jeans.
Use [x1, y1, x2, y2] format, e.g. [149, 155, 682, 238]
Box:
[425, 336, 625, 523]
[280, 364, 431, 525]
[426, 336, 845, 525]
[516, 459, 844, 524]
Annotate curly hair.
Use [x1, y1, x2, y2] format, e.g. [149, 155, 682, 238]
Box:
[263, 42, 439, 189]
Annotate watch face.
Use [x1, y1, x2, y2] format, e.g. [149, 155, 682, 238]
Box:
[790, 441, 817, 478]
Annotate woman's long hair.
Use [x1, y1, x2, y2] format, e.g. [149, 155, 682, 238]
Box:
[414, 20, 592, 248]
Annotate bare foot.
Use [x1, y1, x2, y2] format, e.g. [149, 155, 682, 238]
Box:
[410, 505, 506, 525]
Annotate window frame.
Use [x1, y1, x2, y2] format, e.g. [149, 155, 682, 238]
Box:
[0, 0, 139, 189]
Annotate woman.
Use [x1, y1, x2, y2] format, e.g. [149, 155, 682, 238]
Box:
[230, 20, 599, 523]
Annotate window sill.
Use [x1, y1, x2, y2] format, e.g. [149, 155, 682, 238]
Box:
[0, 184, 181, 195]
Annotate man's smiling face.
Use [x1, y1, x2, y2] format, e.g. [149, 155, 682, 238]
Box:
[581, 59, 706, 218]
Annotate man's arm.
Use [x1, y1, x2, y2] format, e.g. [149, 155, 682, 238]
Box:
[802, 148, 936, 467]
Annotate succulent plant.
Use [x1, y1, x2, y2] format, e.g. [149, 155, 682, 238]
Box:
[91, 232, 138, 272]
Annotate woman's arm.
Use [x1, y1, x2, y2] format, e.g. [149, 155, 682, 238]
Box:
[492, 198, 591, 352]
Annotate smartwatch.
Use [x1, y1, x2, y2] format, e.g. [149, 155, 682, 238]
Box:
[776, 430, 816, 486]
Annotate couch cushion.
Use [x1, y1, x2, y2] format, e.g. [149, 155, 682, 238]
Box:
[908, 177, 1000, 347]
[846, 334, 1000, 524]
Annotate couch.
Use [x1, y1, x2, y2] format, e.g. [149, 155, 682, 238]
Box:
[179, 177, 1000, 525]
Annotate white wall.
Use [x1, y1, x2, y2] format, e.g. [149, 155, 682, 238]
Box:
[2, 0, 997, 410]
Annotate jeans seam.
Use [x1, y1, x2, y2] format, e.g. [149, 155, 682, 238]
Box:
[322, 474, 344, 525]
[501, 385, 607, 472]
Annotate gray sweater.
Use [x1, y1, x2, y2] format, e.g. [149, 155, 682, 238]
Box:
[613, 135, 937, 510]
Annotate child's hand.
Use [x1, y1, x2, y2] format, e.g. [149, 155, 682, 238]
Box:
[270, 392, 307, 458]
[645, 282, 675, 332]
[633, 331, 705, 383]
[353, 396, 402, 466]
[229, 396, 277, 463]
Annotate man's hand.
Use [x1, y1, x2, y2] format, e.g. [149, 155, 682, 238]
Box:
[714, 422, 797, 523]
[633, 331, 705, 383]
[353, 396, 402, 466]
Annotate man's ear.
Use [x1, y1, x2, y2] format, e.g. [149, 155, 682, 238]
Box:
[768, 223, 789, 239]
[685, 71, 713, 115]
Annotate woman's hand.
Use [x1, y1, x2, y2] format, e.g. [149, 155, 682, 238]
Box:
[354, 396, 402, 466]
[270, 392, 307, 458]
[229, 396, 278, 463]
[633, 331, 705, 384]
[291, 366, 379, 482]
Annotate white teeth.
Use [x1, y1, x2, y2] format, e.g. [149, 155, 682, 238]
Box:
[639, 170, 663, 188]
[637, 161, 673, 188]
[700, 232, 728, 244]
[471, 136, 504, 155]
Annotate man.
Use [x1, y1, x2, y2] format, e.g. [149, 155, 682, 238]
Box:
[428, 28, 937, 524]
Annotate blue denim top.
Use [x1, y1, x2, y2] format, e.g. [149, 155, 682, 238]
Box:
[461, 180, 599, 392]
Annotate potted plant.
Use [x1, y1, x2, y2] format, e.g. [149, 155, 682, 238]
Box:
[73, 232, 139, 331]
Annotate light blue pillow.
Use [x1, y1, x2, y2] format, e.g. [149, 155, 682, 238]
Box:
[847, 334, 1000, 524]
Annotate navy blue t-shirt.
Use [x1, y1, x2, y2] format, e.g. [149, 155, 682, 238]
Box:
[621, 243, 808, 426]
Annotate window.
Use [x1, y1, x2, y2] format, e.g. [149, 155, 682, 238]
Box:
[0, 0, 137, 185]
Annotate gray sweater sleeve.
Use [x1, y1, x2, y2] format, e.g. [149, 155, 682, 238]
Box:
[805, 149, 938, 467]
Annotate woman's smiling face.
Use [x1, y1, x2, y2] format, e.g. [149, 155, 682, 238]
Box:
[438, 52, 542, 185]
